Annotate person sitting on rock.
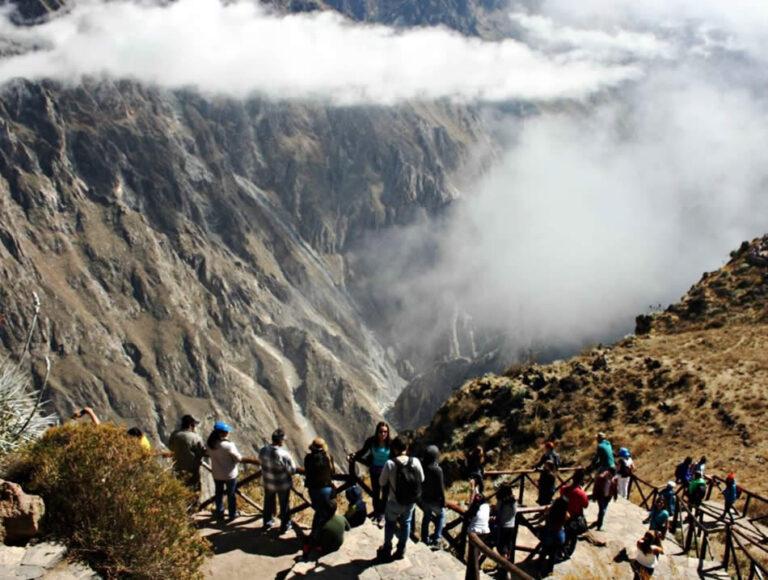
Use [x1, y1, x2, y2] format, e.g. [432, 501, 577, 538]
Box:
[344, 485, 367, 528]
[634, 530, 663, 579]
[304, 497, 350, 560]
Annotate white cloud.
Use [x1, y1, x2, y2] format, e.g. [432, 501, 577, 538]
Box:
[0, 0, 639, 104]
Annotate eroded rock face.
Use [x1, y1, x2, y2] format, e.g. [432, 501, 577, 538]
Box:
[0, 77, 488, 457]
[0, 480, 44, 544]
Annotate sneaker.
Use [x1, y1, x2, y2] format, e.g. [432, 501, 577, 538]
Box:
[279, 522, 293, 534]
[376, 546, 393, 563]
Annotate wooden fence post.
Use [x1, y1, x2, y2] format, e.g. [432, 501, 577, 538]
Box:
[465, 538, 479, 580]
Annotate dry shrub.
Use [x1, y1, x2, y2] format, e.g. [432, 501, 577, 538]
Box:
[4, 423, 209, 579]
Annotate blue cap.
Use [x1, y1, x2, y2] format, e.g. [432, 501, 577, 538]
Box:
[214, 420, 233, 432]
[618, 447, 630, 458]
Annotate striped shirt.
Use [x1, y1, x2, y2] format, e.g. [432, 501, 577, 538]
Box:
[258, 444, 297, 491]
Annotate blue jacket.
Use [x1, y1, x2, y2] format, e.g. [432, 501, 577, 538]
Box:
[723, 482, 739, 505]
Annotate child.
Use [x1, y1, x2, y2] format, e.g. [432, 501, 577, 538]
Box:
[344, 485, 367, 528]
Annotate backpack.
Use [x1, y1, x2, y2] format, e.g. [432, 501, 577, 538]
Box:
[394, 457, 422, 505]
[618, 457, 631, 478]
[689, 482, 706, 505]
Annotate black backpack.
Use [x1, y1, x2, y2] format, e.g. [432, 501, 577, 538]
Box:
[618, 458, 631, 478]
[394, 457, 422, 505]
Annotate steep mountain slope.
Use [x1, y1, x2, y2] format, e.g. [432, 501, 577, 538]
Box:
[0, 71, 490, 456]
[419, 236, 768, 494]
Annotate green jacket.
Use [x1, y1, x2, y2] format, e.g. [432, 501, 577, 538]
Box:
[593, 440, 615, 471]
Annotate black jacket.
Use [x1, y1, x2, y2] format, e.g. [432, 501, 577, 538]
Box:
[352, 435, 392, 467]
[420, 445, 445, 507]
[305, 450, 334, 489]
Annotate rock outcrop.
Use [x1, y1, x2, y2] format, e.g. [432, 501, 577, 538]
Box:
[0, 480, 44, 544]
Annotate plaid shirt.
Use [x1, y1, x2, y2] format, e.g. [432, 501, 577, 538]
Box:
[259, 444, 297, 491]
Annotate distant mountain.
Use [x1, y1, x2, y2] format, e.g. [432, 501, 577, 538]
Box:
[418, 236, 768, 494]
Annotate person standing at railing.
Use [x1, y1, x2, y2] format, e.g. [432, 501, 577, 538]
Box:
[675, 456, 693, 485]
[687, 470, 707, 509]
[647, 496, 670, 539]
[168, 414, 206, 492]
[376, 436, 424, 562]
[466, 446, 486, 503]
[349, 421, 392, 526]
[207, 421, 242, 521]
[304, 438, 335, 542]
[691, 456, 707, 478]
[537, 461, 557, 506]
[534, 441, 561, 471]
[659, 482, 677, 532]
[718, 473, 740, 523]
[495, 483, 518, 562]
[591, 469, 617, 531]
[616, 447, 635, 499]
[259, 428, 297, 533]
[590, 432, 615, 475]
[418, 445, 446, 549]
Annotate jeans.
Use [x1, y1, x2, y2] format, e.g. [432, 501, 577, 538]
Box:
[214, 478, 237, 518]
[308, 486, 334, 536]
[420, 502, 445, 544]
[596, 498, 610, 529]
[384, 500, 415, 554]
[264, 488, 291, 529]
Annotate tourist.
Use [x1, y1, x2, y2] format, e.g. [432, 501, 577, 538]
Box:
[349, 422, 392, 525]
[207, 421, 242, 521]
[344, 485, 367, 528]
[304, 497, 350, 560]
[687, 470, 707, 509]
[304, 438, 335, 538]
[634, 530, 663, 579]
[719, 473, 740, 523]
[419, 445, 446, 548]
[674, 456, 693, 485]
[591, 432, 615, 474]
[616, 447, 635, 499]
[168, 414, 206, 491]
[659, 482, 677, 532]
[539, 496, 569, 575]
[591, 469, 617, 531]
[466, 446, 486, 502]
[495, 483, 518, 561]
[127, 427, 152, 452]
[561, 468, 589, 556]
[259, 428, 297, 533]
[691, 456, 707, 478]
[534, 441, 561, 470]
[648, 496, 670, 539]
[376, 436, 424, 562]
[537, 460, 557, 506]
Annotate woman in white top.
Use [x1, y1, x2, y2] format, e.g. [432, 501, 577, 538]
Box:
[634, 530, 664, 579]
[467, 494, 491, 535]
[207, 421, 242, 520]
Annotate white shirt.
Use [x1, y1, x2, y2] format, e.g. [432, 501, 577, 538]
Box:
[469, 503, 491, 534]
[209, 440, 242, 480]
[635, 549, 659, 569]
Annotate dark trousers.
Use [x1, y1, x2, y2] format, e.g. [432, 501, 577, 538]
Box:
[214, 478, 237, 518]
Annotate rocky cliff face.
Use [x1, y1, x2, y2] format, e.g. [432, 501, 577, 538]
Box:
[0, 72, 490, 456]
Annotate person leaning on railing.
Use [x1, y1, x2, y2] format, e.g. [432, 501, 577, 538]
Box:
[348, 421, 392, 526]
[259, 428, 297, 533]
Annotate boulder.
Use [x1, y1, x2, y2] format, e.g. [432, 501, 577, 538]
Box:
[0, 480, 45, 544]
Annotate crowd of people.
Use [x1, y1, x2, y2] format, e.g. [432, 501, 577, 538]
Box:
[77, 408, 744, 575]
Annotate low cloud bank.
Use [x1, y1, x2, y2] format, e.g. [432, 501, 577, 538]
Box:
[0, 0, 642, 103]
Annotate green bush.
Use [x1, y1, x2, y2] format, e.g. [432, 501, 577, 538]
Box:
[4, 423, 209, 578]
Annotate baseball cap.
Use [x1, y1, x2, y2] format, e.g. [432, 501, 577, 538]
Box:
[181, 415, 199, 429]
[214, 420, 233, 432]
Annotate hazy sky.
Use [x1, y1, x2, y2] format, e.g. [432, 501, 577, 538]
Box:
[1, 0, 767, 358]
